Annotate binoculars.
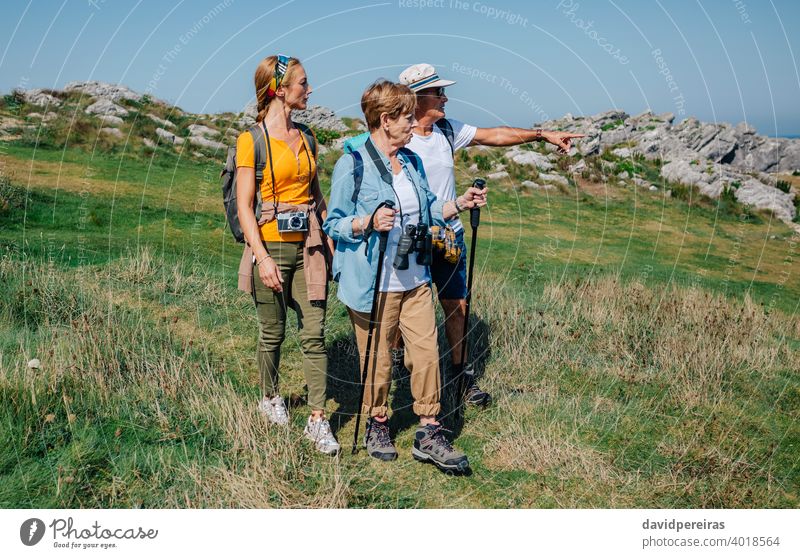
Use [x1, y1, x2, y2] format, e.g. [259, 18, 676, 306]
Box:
[394, 222, 432, 270]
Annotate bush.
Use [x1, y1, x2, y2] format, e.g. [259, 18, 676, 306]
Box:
[473, 154, 491, 172]
[792, 170, 800, 177]
[776, 180, 791, 193]
[600, 119, 624, 131]
[2, 89, 26, 113]
[312, 128, 341, 146]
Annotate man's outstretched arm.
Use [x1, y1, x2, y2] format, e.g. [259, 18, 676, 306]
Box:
[470, 126, 584, 153]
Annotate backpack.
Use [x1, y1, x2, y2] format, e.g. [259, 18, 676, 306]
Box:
[221, 122, 317, 243]
[342, 118, 454, 155]
[341, 118, 450, 203]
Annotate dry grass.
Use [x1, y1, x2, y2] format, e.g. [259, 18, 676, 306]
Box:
[1, 250, 798, 508]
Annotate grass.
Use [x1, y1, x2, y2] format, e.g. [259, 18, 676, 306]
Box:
[1, 137, 799, 508]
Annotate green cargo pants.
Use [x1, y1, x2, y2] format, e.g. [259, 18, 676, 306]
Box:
[253, 241, 328, 411]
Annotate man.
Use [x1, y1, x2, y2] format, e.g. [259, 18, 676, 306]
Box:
[398, 63, 584, 408]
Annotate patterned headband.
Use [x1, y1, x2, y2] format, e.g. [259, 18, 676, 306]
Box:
[266, 55, 290, 98]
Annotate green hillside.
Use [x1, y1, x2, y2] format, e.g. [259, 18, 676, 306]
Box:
[1, 135, 798, 508]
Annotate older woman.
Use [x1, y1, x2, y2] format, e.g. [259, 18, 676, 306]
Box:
[323, 80, 487, 473]
[236, 55, 338, 455]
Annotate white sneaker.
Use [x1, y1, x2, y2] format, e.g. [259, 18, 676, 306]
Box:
[303, 416, 341, 455]
[258, 395, 289, 426]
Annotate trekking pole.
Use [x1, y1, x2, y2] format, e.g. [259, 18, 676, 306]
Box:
[457, 179, 485, 410]
[352, 200, 395, 454]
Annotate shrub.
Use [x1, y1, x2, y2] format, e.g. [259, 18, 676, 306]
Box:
[792, 170, 800, 177]
[312, 127, 341, 146]
[473, 154, 491, 172]
[600, 119, 624, 131]
[776, 180, 791, 193]
[2, 89, 26, 113]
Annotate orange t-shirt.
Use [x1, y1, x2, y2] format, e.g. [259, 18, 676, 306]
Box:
[236, 127, 316, 242]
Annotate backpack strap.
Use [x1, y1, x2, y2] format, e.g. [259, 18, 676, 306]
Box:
[350, 150, 364, 204]
[247, 124, 265, 220]
[248, 124, 267, 184]
[435, 117, 455, 156]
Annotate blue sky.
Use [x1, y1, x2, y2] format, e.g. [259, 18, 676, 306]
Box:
[2, 0, 799, 135]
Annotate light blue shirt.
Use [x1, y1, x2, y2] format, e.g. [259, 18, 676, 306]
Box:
[323, 137, 446, 313]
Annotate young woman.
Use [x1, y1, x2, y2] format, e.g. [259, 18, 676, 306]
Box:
[236, 55, 338, 455]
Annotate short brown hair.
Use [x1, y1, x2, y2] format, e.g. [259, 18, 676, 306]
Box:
[360, 80, 416, 131]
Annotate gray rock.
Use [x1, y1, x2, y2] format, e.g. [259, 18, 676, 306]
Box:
[156, 127, 184, 145]
[64, 81, 143, 103]
[468, 163, 479, 173]
[143, 138, 156, 148]
[660, 158, 720, 197]
[330, 137, 347, 151]
[100, 127, 123, 138]
[521, 180, 554, 190]
[648, 185, 658, 191]
[147, 113, 175, 128]
[591, 109, 629, 128]
[188, 135, 226, 151]
[21, 89, 62, 107]
[241, 102, 348, 133]
[612, 147, 633, 158]
[578, 134, 601, 156]
[85, 98, 128, 117]
[508, 149, 553, 170]
[188, 123, 218, 137]
[99, 114, 124, 126]
[600, 126, 633, 147]
[486, 171, 509, 180]
[735, 178, 796, 222]
[292, 105, 347, 132]
[569, 159, 586, 173]
[538, 173, 569, 186]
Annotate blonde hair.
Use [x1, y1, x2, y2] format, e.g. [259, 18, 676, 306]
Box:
[360, 80, 416, 131]
[254, 55, 302, 123]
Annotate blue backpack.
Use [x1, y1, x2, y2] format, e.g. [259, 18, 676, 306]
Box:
[341, 118, 452, 203]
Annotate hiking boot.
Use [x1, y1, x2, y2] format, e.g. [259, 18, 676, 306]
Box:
[463, 372, 492, 407]
[412, 423, 470, 473]
[304, 416, 340, 455]
[364, 418, 398, 461]
[258, 395, 289, 426]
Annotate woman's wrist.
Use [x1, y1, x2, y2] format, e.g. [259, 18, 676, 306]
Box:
[256, 253, 272, 266]
[454, 197, 466, 213]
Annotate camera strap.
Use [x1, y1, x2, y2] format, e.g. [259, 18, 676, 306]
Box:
[261, 121, 314, 218]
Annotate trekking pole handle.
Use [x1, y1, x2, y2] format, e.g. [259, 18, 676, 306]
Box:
[470, 179, 485, 229]
[377, 200, 394, 251]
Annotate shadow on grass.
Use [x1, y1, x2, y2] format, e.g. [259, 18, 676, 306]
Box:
[325, 314, 492, 439]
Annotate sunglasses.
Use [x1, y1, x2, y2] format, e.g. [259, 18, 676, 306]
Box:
[421, 86, 446, 97]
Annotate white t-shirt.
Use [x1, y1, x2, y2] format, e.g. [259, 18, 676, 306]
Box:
[406, 118, 477, 233]
[380, 171, 430, 293]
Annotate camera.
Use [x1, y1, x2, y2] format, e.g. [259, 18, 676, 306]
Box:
[393, 223, 432, 270]
[277, 211, 309, 232]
